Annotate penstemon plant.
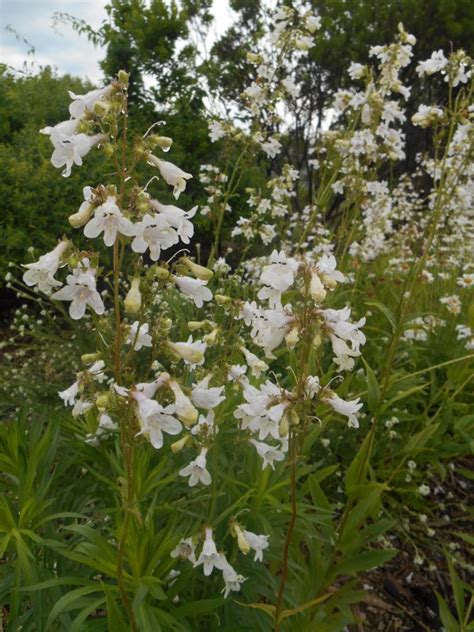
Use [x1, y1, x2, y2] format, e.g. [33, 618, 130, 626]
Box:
[20, 31, 372, 631]
[6, 2, 471, 630]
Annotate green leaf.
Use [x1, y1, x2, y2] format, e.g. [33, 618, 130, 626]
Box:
[345, 430, 375, 496]
[334, 549, 397, 576]
[365, 300, 397, 333]
[403, 423, 440, 454]
[46, 585, 102, 627]
[105, 590, 128, 631]
[363, 360, 381, 413]
[435, 591, 460, 632]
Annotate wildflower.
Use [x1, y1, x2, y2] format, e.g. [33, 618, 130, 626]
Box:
[174, 276, 213, 308]
[240, 347, 269, 378]
[221, 557, 246, 597]
[325, 392, 363, 428]
[84, 196, 135, 247]
[68, 85, 113, 118]
[151, 200, 197, 244]
[418, 484, 430, 496]
[147, 155, 192, 198]
[166, 337, 206, 367]
[412, 105, 444, 128]
[260, 250, 299, 292]
[22, 240, 69, 294]
[180, 448, 212, 487]
[249, 439, 286, 469]
[58, 380, 80, 406]
[440, 295, 461, 314]
[243, 530, 270, 562]
[416, 50, 448, 76]
[191, 375, 225, 410]
[131, 213, 178, 260]
[51, 265, 104, 320]
[126, 321, 152, 351]
[135, 398, 182, 450]
[170, 537, 196, 563]
[194, 528, 225, 576]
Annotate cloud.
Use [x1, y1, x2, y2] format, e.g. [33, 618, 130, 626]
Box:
[1, 1, 107, 81]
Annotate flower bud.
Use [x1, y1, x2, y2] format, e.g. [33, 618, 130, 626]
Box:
[171, 434, 191, 453]
[312, 332, 322, 349]
[168, 380, 198, 426]
[124, 278, 142, 314]
[69, 204, 94, 229]
[118, 70, 129, 85]
[203, 327, 219, 346]
[289, 408, 300, 426]
[279, 414, 289, 437]
[309, 270, 327, 303]
[230, 520, 251, 555]
[246, 52, 263, 64]
[188, 320, 210, 331]
[93, 100, 111, 117]
[180, 257, 213, 281]
[102, 143, 115, 158]
[81, 352, 102, 364]
[149, 135, 173, 152]
[285, 325, 299, 349]
[166, 341, 205, 366]
[154, 266, 170, 280]
[95, 393, 112, 409]
[214, 294, 232, 306]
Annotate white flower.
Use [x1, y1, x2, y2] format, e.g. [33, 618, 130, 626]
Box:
[58, 379, 80, 406]
[243, 530, 269, 562]
[220, 556, 246, 597]
[147, 155, 192, 198]
[22, 240, 69, 294]
[191, 411, 216, 438]
[412, 105, 444, 128]
[249, 439, 286, 469]
[135, 398, 182, 449]
[51, 266, 104, 320]
[166, 337, 206, 367]
[151, 200, 197, 244]
[209, 120, 226, 142]
[316, 254, 345, 286]
[260, 250, 299, 292]
[194, 528, 225, 576]
[191, 375, 225, 410]
[305, 15, 321, 32]
[174, 276, 212, 307]
[180, 448, 212, 487]
[326, 393, 363, 428]
[84, 196, 136, 247]
[348, 62, 365, 80]
[68, 85, 113, 118]
[240, 347, 269, 378]
[131, 213, 178, 260]
[416, 50, 448, 76]
[170, 537, 196, 563]
[260, 137, 282, 158]
[126, 321, 152, 351]
[50, 132, 104, 177]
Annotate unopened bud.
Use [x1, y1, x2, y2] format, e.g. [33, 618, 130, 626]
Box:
[149, 135, 173, 152]
[230, 520, 251, 555]
[214, 294, 232, 306]
[95, 393, 112, 409]
[154, 266, 170, 280]
[246, 52, 263, 64]
[180, 257, 213, 281]
[188, 320, 209, 331]
[81, 352, 102, 364]
[312, 332, 322, 349]
[285, 326, 299, 349]
[118, 70, 129, 85]
[124, 278, 142, 314]
[309, 270, 327, 303]
[69, 204, 94, 229]
[93, 100, 111, 117]
[279, 414, 289, 437]
[171, 434, 191, 453]
[168, 380, 198, 425]
[203, 327, 219, 346]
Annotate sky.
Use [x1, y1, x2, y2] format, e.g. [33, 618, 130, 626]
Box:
[0, 0, 236, 83]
